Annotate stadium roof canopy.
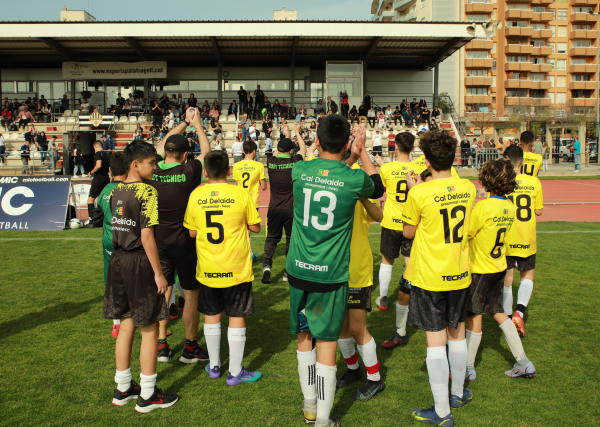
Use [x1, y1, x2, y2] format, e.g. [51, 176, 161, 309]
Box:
[0, 21, 474, 70]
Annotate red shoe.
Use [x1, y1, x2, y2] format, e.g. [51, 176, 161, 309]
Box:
[111, 324, 120, 338]
[375, 296, 389, 311]
[512, 312, 525, 337]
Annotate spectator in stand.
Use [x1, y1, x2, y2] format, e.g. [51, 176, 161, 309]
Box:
[246, 92, 254, 116]
[72, 143, 84, 176]
[193, 138, 201, 158]
[112, 103, 123, 119]
[326, 96, 338, 114]
[495, 137, 505, 154]
[349, 106, 358, 124]
[272, 99, 282, 128]
[377, 111, 386, 130]
[121, 101, 131, 117]
[1, 107, 12, 131]
[417, 121, 429, 135]
[367, 106, 376, 128]
[388, 130, 396, 161]
[188, 94, 198, 108]
[17, 109, 33, 130]
[262, 114, 273, 139]
[237, 86, 247, 113]
[392, 106, 403, 127]
[131, 99, 142, 113]
[316, 111, 326, 125]
[41, 102, 52, 122]
[431, 106, 441, 123]
[134, 123, 143, 140]
[315, 99, 325, 115]
[170, 94, 177, 107]
[228, 99, 238, 118]
[278, 116, 288, 135]
[280, 99, 289, 119]
[309, 120, 317, 142]
[232, 136, 244, 163]
[265, 136, 273, 160]
[177, 93, 184, 108]
[410, 98, 417, 110]
[263, 97, 273, 118]
[159, 93, 170, 115]
[148, 123, 159, 144]
[60, 95, 69, 113]
[212, 99, 219, 113]
[127, 93, 135, 105]
[254, 85, 265, 113]
[147, 85, 156, 104]
[298, 104, 307, 120]
[2, 97, 9, 109]
[421, 106, 430, 124]
[200, 102, 210, 127]
[209, 105, 219, 126]
[159, 120, 170, 142]
[429, 118, 439, 131]
[460, 137, 470, 168]
[0, 133, 5, 164]
[297, 119, 309, 144]
[249, 122, 257, 141]
[116, 93, 125, 106]
[208, 120, 223, 147]
[363, 90, 372, 110]
[101, 135, 110, 151]
[47, 135, 59, 172]
[402, 107, 413, 128]
[372, 128, 383, 157]
[34, 102, 43, 121]
[21, 140, 31, 175]
[167, 107, 175, 129]
[36, 131, 48, 164]
[384, 105, 393, 127]
[241, 113, 251, 142]
[341, 90, 349, 118]
[358, 102, 368, 125]
[151, 100, 161, 125]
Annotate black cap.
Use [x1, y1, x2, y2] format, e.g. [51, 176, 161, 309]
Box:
[165, 135, 189, 152]
[278, 138, 294, 152]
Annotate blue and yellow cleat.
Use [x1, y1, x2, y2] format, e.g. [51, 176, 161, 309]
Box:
[251, 252, 259, 262]
[449, 388, 473, 409]
[411, 406, 454, 426]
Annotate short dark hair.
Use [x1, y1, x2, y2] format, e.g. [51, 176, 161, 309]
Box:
[93, 140, 103, 149]
[503, 145, 524, 168]
[316, 114, 350, 154]
[479, 158, 517, 196]
[109, 152, 127, 176]
[420, 168, 432, 181]
[419, 130, 456, 172]
[243, 140, 257, 154]
[204, 150, 229, 179]
[520, 131, 534, 145]
[395, 132, 415, 153]
[123, 140, 156, 169]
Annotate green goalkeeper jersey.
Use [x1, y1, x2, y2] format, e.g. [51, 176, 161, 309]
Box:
[98, 181, 121, 251]
[285, 158, 375, 291]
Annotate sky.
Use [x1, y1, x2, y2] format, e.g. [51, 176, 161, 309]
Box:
[1, 0, 370, 21]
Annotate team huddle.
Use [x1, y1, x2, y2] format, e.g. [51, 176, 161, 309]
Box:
[98, 106, 543, 426]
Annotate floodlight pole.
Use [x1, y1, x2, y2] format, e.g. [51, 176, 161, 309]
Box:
[590, 12, 600, 153]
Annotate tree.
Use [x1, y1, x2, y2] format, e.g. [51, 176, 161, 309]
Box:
[467, 104, 496, 135]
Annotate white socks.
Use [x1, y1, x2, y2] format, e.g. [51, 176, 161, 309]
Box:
[337, 337, 359, 370]
[297, 348, 317, 402]
[499, 319, 529, 367]
[316, 362, 337, 424]
[465, 330, 482, 369]
[114, 368, 131, 392]
[447, 339, 468, 398]
[396, 303, 409, 336]
[113, 319, 120, 325]
[357, 337, 381, 381]
[426, 346, 451, 419]
[516, 279, 534, 315]
[379, 263, 393, 298]
[140, 373, 157, 399]
[503, 286, 513, 315]
[204, 323, 222, 369]
[228, 327, 246, 377]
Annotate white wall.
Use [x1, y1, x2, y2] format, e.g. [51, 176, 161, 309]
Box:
[366, 69, 433, 107]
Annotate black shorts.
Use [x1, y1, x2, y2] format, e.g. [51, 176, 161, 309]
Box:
[388, 145, 395, 152]
[380, 226, 413, 260]
[506, 254, 536, 272]
[103, 249, 168, 327]
[89, 175, 110, 199]
[158, 246, 200, 291]
[198, 282, 254, 317]
[408, 285, 469, 332]
[348, 286, 372, 312]
[467, 271, 506, 315]
[372, 146, 383, 155]
[400, 277, 412, 295]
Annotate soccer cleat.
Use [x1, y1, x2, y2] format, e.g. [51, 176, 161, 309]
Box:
[336, 367, 362, 389]
[226, 367, 262, 386]
[111, 324, 120, 338]
[112, 381, 140, 406]
[179, 344, 210, 364]
[375, 296, 388, 311]
[205, 364, 222, 379]
[450, 387, 473, 408]
[261, 267, 272, 284]
[166, 330, 173, 338]
[302, 399, 317, 424]
[157, 343, 173, 362]
[315, 416, 342, 427]
[465, 368, 477, 382]
[381, 332, 408, 349]
[411, 406, 454, 426]
[512, 312, 526, 337]
[251, 252, 259, 262]
[283, 270, 289, 282]
[505, 361, 536, 379]
[351, 379, 385, 401]
[134, 386, 178, 413]
[169, 303, 178, 320]
[178, 296, 185, 311]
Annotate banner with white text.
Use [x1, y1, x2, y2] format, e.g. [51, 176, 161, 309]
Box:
[62, 61, 167, 80]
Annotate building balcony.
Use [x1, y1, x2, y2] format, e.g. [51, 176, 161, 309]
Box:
[531, 11, 553, 22]
[465, 39, 494, 50]
[465, 95, 493, 104]
[531, 29, 553, 39]
[505, 97, 531, 105]
[531, 0, 552, 4]
[505, 62, 533, 72]
[531, 63, 552, 72]
[465, 58, 494, 68]
[570, 47, 597, 56]
[530, 97, 552, 106]
[505, 9, 534, 20]
[394, 0, 416, 12]
[531, 80, 552, 89]
[506, 79, 531, 89]
[380, 10, 395, 20]
[570, 12, 597, 23]
[531, 46, 552, 55]
[570, 98, 597, 107]
[506, 44, 533, 54]
[569, 81, 597, 90]
[397, 11, 417, 21]
[465, 2, 493, 13]
[465, 76, 494, 86]
[569, 64, 597, 73]
[569, 0, 597, 5]
[570, 30, 597, 40]
[505, 27, 534, 37]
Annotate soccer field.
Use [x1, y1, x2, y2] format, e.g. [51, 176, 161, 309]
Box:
[1, 222, 600, 426]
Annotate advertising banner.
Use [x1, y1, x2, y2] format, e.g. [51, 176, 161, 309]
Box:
[0, 176, 72, 231]
[62, 61, 167, 80]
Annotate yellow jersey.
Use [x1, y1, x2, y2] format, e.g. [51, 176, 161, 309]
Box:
[468, 197, 515, 274]
[349, 163, 376, 288]
[411, 154, 459, 178]
[522, 152, 542, 177]
[505, 174, 543, 258]
[183, 183, 261, 288]
[232, 159, 265, 208]
[402, 177, 476, 291]
[380, 161, 413, 230]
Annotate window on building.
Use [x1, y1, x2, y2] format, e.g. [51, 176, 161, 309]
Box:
[551, 26, 556, 37]
[507, 3, 528, 10]
[572, 40, 592, 47]
[467, 69, 488, 76]
[556, 76, 566, 87]
[189, 81, 219, 91]
[571, 58, 586, 65]
[573, 24, 592, 30]
[1, 82, 15, 93]
[548, 43, 555, 53]
[467, 51, 489, 58]
[531, 40, 545, 47]
[17, 82, 36, 93]
[573, 7, 592, 13]
[532, 7, 545, 13]
[531, 73, 545, 82]
[508, 21, 528, 28]
[548, 93, 555, 103]
[547, 59, 555, 70]
[531, 57, 546, 64]
[531, 90, 546, 98]
[467, 87, 489, 95]
[572, 75, 591, 82]
[557, 26, 567, 37]
[556, 59, 566, 70]
[549, 76, 554, 87]
[507, 55, 528, 62]
[550, 10, 555, 20]
[556, 93, 566, 104]
[557, 10, 567, 20]
[512, 73, 522, 80]
[507, 90, 527, 97]
[467, 14, 490, 21]
[532, 24, 546, 30]
[557, 43, 567, 54]
[492, 60, 496, 70]
[557, 0, 567, 3]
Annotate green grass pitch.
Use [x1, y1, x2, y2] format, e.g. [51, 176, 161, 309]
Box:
[1, 222, 599, 426]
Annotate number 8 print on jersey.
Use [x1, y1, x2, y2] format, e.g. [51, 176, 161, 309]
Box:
[505, 174, 543, 258]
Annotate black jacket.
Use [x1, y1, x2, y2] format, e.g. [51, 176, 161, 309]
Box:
[327, 100, 338, 114]
[237, 89, 247, 103]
